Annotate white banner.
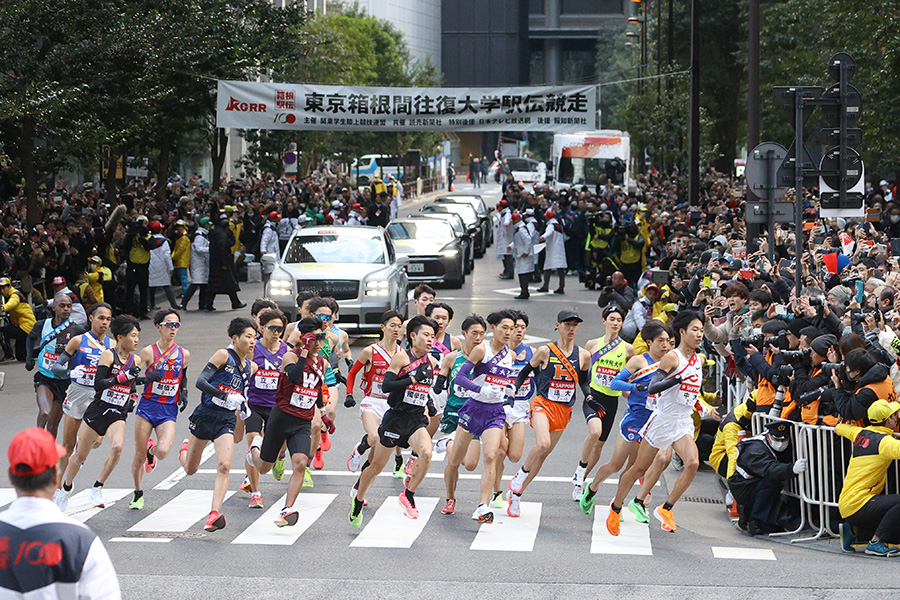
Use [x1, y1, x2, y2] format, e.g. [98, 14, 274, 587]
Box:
[216, 80, 596, 132]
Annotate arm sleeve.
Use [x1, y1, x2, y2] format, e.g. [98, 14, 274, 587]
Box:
[79, 538, 122, 600]
[432, 374, 448, 393]
[50, 350, 72, 378]
[610, 368, 636, 393]
[25, 322, 41, 361]
[179, 367, 188, 400]
[647, 369, 680, 394]
[749, 352, 778, 384]
[454, 360, 482, 394]
[578, 368, 591, 398]
[94, 364, 119, 392]
[514, 362, 535, 392]
[284, 359, 306, 384]
[836, 387, 878, 423]
[195, 362, 226, 399]
[346, 360, 364, 395]
[382, 370, 413, 393]
[704, 318, 728, 345]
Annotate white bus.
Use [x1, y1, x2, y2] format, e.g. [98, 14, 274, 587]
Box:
[551, 130, 630, 191]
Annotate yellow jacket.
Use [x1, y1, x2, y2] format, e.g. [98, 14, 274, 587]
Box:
[3, 288, 35, 333]
[229, 220, 242, 254]
[710, 400, 754, 478]
[835, 423, 900, 518]
[172, 234, 191, 269]
[87, 267, 111, 303]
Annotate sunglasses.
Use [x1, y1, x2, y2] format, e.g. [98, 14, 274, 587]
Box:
[265, 325, 284, 334]
[316, 314, 332, 322]
[314, 332, 326, 340]
[161, 322, 181, 329]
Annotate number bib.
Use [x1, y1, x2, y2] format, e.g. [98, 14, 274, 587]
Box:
[151, 378, 180, 397]
[403, 382, 431, 406]
[517, 379, 532, 399]
[74, 366, 97, 387]
[101, 384, 132, 407]
[369, 378, 386, 399]
[42, 352, 60, 373]
[592, 364, 618, 389]
[547, 380, 576, 404]
[676, 379, 702, 407]
[254, 369, 280, 391]
[290, 385, 318, 409]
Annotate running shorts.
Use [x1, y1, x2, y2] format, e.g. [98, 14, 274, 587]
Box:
[245, 404, 272, 435]
[63, 383, 94, 420]
[439, 398, 466, 435]
[458, 399, 506, 437]
[530, 395, 573, 432]
[619, 407, 653, 443]
[640, 411, 695, 450]
[188, 403, 236, 441]
[259, 406, 312, 462]
[34, 372, 69, 405]
[583, 390, 619, 442]
[359, 395, 390, 422]
[135, 400, 178, 429]
[378, 408, 428, 449]
[83, 401, 127, 436]
[505, 399, 531, 427]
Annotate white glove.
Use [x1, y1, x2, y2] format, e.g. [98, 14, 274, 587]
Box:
[70, 365, 86, 379]
[239, 402, 252, 421]
[504, 383, 516, 400]
[792, 458, 808, 474]
[429, 388, 448, 412]
[226, 393, 246, 411]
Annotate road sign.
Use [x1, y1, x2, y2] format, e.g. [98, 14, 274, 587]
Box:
[283, 151, 297, 174]
[776, 141, 818, 189]
[745, 142, 788, 201]
[746, 202, 795, 224]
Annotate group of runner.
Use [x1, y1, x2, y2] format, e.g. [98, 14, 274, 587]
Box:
[33, 279, 709, 539]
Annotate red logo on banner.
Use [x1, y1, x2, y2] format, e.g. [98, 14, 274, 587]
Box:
[225, 97, 266, 112]
[274, 113, 297, 124]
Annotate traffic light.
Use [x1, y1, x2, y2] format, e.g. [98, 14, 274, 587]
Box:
[819, 53, 864, 218]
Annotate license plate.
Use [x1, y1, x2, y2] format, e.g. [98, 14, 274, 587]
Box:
[408, 263, 424, 273]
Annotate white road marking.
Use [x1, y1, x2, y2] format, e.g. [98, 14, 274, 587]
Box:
[232, 493, 337, 546]
[109, 537, 172, 543]
[470, 501, 541, 552]
[154, 443, 216, 491]
[129, 489, 234, 532]
[494, 287, 553, 298]
[66, 489, 131, 523]
[191, 469, 652, 485]
[711, 546, 776, 560]
[590, 504, 652, 555]
[350, 495, 439, 548]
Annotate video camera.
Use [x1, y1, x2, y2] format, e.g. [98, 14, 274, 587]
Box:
[739, 333, 789, 351]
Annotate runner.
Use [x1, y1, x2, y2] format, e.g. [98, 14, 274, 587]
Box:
[242, 308, 290, 508]
[345, 311, 404, 493]
[448, 310, 519, 524]
[54, 315, 144, 511]
[579, 320, 672, 520]
[349, 315, 440, 527]
[398, 284, 435, 339]
[129, 309, 191, 509]
[507, 310, 592, 518]
[247, 316, 331, 527]
[605, 310, 704, 535]
[25, 293, 80, 438]
[281, 290, 319, 343]
[571, 305, 634, 501]
[322, 297, 351, 447]
[50, 303, 114, 476]
[178, 317, 258, 532]
[495, 311, 534, 505]
[437, 314, 489, 515]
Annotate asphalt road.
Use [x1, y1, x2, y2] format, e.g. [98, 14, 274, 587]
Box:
[0, 181, 896, 599]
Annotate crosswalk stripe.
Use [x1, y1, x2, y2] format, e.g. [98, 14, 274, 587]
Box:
[712, 546, 776, 560]
[350, 495, 439, 548]
[470, 502, 541, 552]
[590, 505, 652, 555]
[0, 489, 18, 508]
[66, 489, 131, 523]
[154, 444, 217, 491]
[109, 537, 172, 543]
[231, 493, 337, 545]
[129, 489, 235, 532]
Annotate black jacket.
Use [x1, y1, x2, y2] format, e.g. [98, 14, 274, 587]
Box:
[728, 435, 796, 497]
[831, 363, 894, 425]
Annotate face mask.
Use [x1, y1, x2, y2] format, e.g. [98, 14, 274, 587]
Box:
[768, 436, 789, 453]
[890, 215, 899, 224]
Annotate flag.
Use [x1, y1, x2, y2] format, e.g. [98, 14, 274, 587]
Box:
[823, 252, 851, 275]
[839, 232, 855, 255]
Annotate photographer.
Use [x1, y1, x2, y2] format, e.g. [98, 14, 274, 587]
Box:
[597, 271, 635, 311]
[621, 283, 659, 343]
[703, 281, 751, 346]
[782, 334, 840, 426]
[829, 347, 896, 426]
[730, 320, 792, 414]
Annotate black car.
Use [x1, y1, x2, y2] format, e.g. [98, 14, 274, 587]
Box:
[420, 202, 485, 257]
[386, 217, 468, 288]
[408, 213, 474, 274]
[434, 194, 494, 249]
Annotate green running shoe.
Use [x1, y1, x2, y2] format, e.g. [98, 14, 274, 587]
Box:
[579, 481, 594, 515]
[349, 503, 363, 528]
[489, 491, 504, 509]
[303, 466, 314, 488]
[272, 454, 286, 481]
[628, 498, 649, 523]
[129, 494, 144, 510]
[392, 458, 404, 479]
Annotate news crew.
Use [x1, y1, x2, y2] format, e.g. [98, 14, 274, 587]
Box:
[781, 334, 840, 426]
[730, 320, 792, 414]
[0, 428, 120, 599]
[830, 348, 896, 426]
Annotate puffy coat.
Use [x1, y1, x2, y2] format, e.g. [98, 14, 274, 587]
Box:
[148, 235, 173, 287]
[189, 227, 210, 285]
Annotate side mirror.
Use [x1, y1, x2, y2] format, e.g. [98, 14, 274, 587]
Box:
[396, 255, 410, 267]
[261, 253, 278, 266]
[488, 207, 495, 213]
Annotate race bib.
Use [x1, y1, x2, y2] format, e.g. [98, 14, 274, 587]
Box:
[102, 384, 131, 407]
[592, 364, 618, 389]
[42, 352, 60, 372]
[516, 379, 532, 399]
[547, 380, 576, 404]
[254, 369, 279, 391]
[289, 385, 318, 409]
[403, 382, 431, 406]
[151, 378, 180, 397]
[73, 366, 97, 387]
[370, 379, 386, 399]
[676, 380, 701, 407]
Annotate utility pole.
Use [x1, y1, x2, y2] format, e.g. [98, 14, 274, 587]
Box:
[689, 0, 700, 205]
[747, 0, 760, 150]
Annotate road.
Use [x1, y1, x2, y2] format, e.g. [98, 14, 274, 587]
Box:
[0, 181, 895, 599]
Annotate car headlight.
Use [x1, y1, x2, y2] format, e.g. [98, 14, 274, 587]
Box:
[439, 249, 459, 257]
[365, 280, 390, 296]
[269, 278, 293, 296]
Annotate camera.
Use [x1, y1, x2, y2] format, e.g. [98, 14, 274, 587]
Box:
[739, 333, 789, 351]
[774, 364, 794, 387]
[782, 347, 811, 361]
[808, 296, 825, 307]
[798, 386, 828, 406]
[820, 362, 842, 375]
[739, 334, 765, 349]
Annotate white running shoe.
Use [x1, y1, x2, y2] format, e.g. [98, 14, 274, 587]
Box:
[509, 468, 527, 494]
[346, 444, 364, 473]
[53, 488, 70, 512]
[506, 491, 521, 518]
[434, 436, 451, 454]
[88, 486, 105, 508]
[274, 507, 299, 528]
[572, 465, 586, 502]
[471, 503, 494, 524]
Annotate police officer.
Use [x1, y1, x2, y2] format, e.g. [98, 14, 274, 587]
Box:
[728, 420, 807, 536]
[0, 428, 120, 599]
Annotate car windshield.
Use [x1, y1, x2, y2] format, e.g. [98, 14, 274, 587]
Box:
[284, 232, 385, 264]
[557, 157, 607, 185]
[425, 204, 477, 226]
[439, 196, 485, 216]
[507, 158, 537, 172]
[387, 221, 455, 241]
[419, 215, 465, 236]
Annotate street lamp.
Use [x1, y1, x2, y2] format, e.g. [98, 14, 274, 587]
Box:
[627, 1, 647, 94]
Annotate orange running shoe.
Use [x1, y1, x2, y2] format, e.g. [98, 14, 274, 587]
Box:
[144, 438, 157, 473]
[606, 503, 621, 536]
[655, 505, 677, 532]
[320, 430, 332, 452]
[312, 448, 325, 470]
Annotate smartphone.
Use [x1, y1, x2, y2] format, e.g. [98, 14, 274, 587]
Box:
[855, 279, 865, 304]
[813, 236, 824, 245]
[703, 274, 712, 288]
[711, 306, 722, 317]
[779, 258, 792, 270]
[774, 304, 787, 317]
[876, 243, 887, 254]
[739, 268, 753, 279]
[710, 251, 719, 261]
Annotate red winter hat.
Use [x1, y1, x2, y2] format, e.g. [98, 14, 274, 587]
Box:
[149, 221, 164, 232]
[268, 211, 280, 221]
[511, 212, 522, 222]
[8, 428, 66, 477]
[544, 210, 555, 219]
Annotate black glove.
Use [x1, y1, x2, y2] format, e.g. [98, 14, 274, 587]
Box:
[635, 383, 648, 392]
[344, 393, 356, 408]
[178, 388, 188, 412]
[127, 364, 142, 379]
[25, 357, 34, 371]
[335, 370, 347, 386]
[427, 401, 438, 417]
[124, 398, 136, 413]
[345, 357, 353, 369]
[147, 370, 164, 383]
[413, 363, 431, 384]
